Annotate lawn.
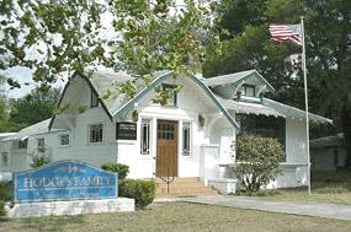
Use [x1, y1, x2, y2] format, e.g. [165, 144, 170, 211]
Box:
[245, 171, 351, 205]
[1, 202, 351, 232]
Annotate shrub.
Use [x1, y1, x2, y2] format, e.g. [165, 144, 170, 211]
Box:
[232, 134, 284, 193]
[0, 182, 12, 217]
[119, 179, 156, 209]
[0, 201, 5, 216]
[31, 154, 50, 168]
[101, 163, 129, 180]
[0, 182, 12, 202]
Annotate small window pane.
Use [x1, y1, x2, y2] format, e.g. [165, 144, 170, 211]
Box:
[1, 152, 8, 166]
[91, 91, 98, 107]
[18, 139, 28, 149]
[244, 85, 255, 97]
[162, 84, 178, 107]
[37, 138, 45, 147]
[140, 119, 150, 155]
[90, 124, 103, 143]
[183, 122, 191, 156]
[59, 134, 70, 146]
[157, 121, 175, 140]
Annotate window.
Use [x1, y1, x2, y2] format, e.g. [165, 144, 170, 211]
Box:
[90, 124, 103, 143]
[140, 119, 151, 155]
[59, 134, 70, 146]
[237, 114, 286, 160]
[162, 84, 178, 107]
[37, 138, 45, 148]
[243, 85, 256, 97]
[18, 139, 28, 149]
[157, 121, 176, 140]
[182, 122, 191, 156]
[1, 152, 8, 166]
[37, 138, 45, 152]
[91, 90, 98, 107]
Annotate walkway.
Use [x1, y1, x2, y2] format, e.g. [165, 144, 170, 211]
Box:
[156, 195, 351, 221]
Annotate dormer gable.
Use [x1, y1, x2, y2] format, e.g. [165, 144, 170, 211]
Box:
[203, 70, 275, 102]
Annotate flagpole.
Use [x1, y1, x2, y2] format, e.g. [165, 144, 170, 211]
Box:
[301, 16, 311, 195]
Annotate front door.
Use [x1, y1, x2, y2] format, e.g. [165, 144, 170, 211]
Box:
[156, 120, 178, 177]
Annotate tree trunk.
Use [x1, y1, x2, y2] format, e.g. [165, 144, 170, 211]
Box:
[340, 105, 351, 169]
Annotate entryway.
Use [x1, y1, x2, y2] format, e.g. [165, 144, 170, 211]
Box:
[156, 120, 178, 177]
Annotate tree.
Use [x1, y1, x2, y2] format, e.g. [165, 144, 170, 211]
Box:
[0, 0, 215, 92]
[205, 0, 351, 167]
[304, 0, 351, 168]
[232, 135, 284, 193]
[9, 88, 60, 127]
[203, 0, 307, 108]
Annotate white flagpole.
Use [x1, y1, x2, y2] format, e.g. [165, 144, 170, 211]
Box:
[301, 16, 311, 195]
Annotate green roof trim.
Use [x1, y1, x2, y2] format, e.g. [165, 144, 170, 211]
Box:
[231, 70, 276, 94]
[189, 75, 240, 130]
[113, 71, 174, 119]
[113, 71, 240, 130]
[49, 72, 113, 131]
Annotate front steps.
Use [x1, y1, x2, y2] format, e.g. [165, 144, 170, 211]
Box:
[153, 177, 218, 197]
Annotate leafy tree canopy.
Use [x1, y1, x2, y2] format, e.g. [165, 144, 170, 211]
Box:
[205, 0, 351, 167]
[0, 0, 216, 92]
[9, 87, 60, 127]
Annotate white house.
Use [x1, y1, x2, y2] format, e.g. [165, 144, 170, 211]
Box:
[0, 69, 332, 192]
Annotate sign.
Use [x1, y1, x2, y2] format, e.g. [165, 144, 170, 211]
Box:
[13, 160, 118, 203]
[116, 122, 137, 140]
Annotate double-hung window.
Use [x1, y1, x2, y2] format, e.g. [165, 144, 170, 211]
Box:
[182, 122, 191, 156]
[140, 119, 151, 155]
[90, 124, 103, 143]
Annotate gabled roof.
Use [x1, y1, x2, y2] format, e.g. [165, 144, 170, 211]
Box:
[203, 69, 275, 93]
[51, 70, 240, 130]
[2, 119, 65, 141]
[88, 70, 171, 117]
[112, 71, 240, 130]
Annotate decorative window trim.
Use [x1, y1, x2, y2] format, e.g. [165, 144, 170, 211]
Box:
[182, 122, 192, 156]
[89, 123, 104, 144]
[140, 119, 151, 155]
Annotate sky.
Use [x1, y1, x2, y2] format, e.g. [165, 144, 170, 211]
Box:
[1, 66, 66, 99]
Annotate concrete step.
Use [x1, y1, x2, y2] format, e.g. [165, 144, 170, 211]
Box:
[151, 177, 218, 197]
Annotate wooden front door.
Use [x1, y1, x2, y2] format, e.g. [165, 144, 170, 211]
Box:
[156, 120, 178, 177]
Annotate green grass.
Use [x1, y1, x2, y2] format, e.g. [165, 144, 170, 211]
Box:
[245, 171, 351, 205]
[1, 202, 351, 232]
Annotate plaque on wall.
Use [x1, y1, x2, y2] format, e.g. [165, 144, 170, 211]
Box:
[116, 122, 137, 140]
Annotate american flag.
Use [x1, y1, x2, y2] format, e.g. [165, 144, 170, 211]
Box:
[269, 24, 302, 46]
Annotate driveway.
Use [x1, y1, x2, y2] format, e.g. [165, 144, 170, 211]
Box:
[156, 195, 351, 221]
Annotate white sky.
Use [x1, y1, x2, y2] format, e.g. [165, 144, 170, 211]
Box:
[0, 66, 66, 99]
